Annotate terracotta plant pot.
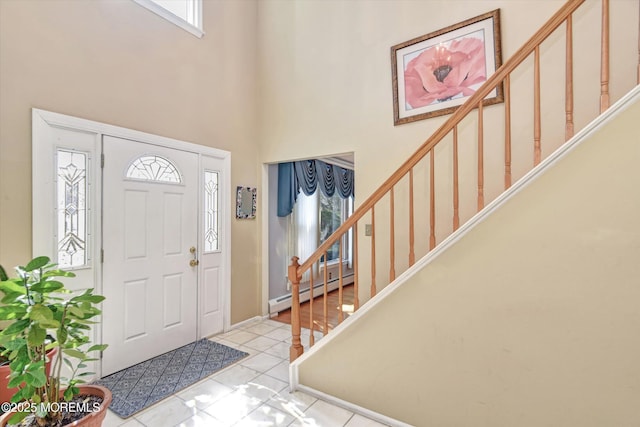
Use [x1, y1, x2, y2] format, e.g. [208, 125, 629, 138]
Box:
[0, 384, 112, 427]
[0, 348, 58, 405]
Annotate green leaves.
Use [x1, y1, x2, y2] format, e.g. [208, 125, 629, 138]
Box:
[0, 279, 27, 295]
[29, 304, 60, 328]
[43, 269, 75, 279]
[70, 290, 105, 305]
[63, 386, 79, 402]
[88, 344, 108, 353]
[0, 305, 27, 320]
[25, 362, 47, 387]
[0, 256, 108, 423]
[8, 359, 46, 388]
[62, 348, 85, 359]
[24, 256, 50, 272]
[30, 280, 65, 293]
[67, 306, 85, 318]
[27, 325, 46, 347]
[0, 264, 8, 281]
[29, 304, 54, 322]
[7, 410, 29, 425]
[3, 319, 30, 336]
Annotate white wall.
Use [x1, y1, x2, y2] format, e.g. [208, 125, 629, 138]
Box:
[296, 93, 640, 426]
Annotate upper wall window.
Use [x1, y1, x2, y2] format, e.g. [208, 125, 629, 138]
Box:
[133, 0, 203, 38]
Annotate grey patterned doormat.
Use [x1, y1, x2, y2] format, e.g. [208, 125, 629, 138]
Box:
[94, 339, 248, 418]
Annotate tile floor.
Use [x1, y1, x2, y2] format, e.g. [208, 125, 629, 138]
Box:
[102, 318, 390, 427]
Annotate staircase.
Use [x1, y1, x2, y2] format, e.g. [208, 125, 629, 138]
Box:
[287, 0, 640, 362]
[285, 1, 639, 424]
[292, 90, 640, 426]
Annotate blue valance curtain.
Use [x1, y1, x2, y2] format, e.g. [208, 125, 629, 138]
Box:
[277, 160, 354, 217]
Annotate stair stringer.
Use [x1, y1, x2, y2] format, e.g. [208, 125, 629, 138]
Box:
[290, 84, 640, 427]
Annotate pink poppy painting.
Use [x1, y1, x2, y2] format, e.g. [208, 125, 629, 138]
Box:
[404, 37, 487, 109]
[391, 9, 503, 125]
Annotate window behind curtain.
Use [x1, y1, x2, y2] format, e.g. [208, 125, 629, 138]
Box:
[290, 191, 353, 281]
[320, 192, 348, 262]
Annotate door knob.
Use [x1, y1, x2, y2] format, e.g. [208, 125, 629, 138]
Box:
[189, 246, 199, 267]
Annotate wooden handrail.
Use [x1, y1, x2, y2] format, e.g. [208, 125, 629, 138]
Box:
[294, 0, 586, 276]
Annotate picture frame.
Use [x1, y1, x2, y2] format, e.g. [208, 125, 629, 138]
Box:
[391, 9, 503, 125]
[236, 186, 257, 219]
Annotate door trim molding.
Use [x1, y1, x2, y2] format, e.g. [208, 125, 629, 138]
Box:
[32, 108, 232, 376]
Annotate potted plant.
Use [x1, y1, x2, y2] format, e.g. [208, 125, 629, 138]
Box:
[0, 263, 10, 403]
[0, 256, 111, 426]
[0, 265, 58, 408]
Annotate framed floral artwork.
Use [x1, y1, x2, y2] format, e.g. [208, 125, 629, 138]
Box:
[391, 9, 503, 125]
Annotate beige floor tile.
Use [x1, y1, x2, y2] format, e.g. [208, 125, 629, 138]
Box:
[172, 410, 226, 427]
[135, 396, 195, 427]
[264, 359, 291, 383]
[243, 335, 281, 352]
[234, 403, 296, 426]
[202, 389, 263, 425]
[211, 364, 261, 388]
[240, 373, 289, 402]
[176, 378, 233, 410]
[268, 390, 318, 417]
[289, 399, 354, 427]
[243, 322, 280, 335]
[223, 330, 259, 345]
[265, 327, 294, 341]
[240, 352, 283, 373]
[264, 341, 290, 359]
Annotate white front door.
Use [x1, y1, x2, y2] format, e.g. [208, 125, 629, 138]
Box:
[32, 109, 232, 379]
[101, 135, 199, 376]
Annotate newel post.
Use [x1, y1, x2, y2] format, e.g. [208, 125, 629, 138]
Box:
[288, 256, 304, 362]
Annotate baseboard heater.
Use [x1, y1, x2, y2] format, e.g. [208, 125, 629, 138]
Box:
[269, 273, 355, 315]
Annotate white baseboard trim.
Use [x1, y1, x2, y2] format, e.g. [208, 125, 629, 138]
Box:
[292, 383, 415, 427]
[228, 315, 264, 331]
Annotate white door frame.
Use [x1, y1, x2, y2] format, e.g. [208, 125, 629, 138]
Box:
[32, 108, 231, 378]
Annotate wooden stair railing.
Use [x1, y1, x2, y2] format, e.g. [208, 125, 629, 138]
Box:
[288, 0, 640, 362]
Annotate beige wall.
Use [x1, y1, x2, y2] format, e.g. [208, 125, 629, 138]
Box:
[297, 96, 640, 426]
[257, 0, 639, 303]
[1, 0, 637, 325]
[0, 0, 260, 323]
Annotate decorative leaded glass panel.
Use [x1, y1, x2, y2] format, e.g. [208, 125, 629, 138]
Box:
[204, 170, 219, 252]
[126, 155, 182, 183]
[56, 149, 88, 268]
